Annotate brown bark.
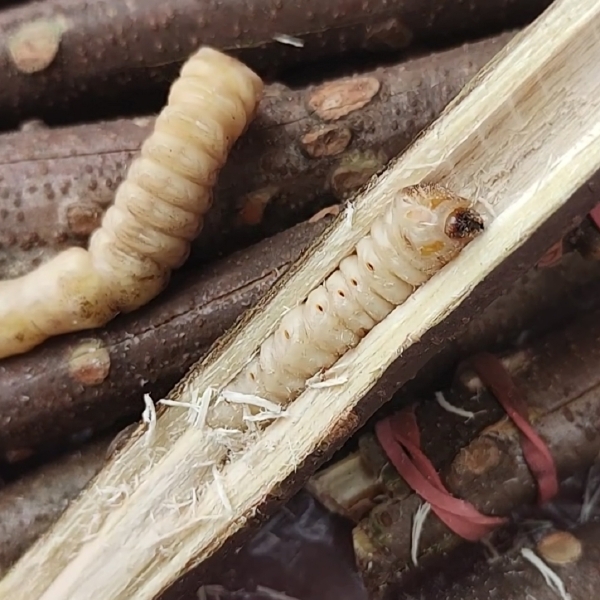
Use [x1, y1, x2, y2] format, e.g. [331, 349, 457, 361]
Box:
[2, 216, 599, 467]
[0, 436, 111, 577]
[392, 522, 600, 600]
[350, 308, 600, 596]
[0, 0, 551, 129]
[0, 33, 513, 280]
[398, 219, 600, 400]
[0, 217, 330, 463]
[4, 2, 600, 592]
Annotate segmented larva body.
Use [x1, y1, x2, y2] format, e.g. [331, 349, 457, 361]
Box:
[220, 184, 486, 420]
[0, 48, 263, 360]
[88, 48, 262, 311]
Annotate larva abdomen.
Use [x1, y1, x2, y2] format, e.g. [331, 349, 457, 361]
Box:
[0, 47, 263, 359]
[123, 159, 210, 216]
[118, 176, 204, 240]
[98, 205, 190, 270]
[226, 184, 486, 407]
[269, 307, 337, 378]
[90, 48, 263, 314]
[324, 271, 376, 336]
[303, 287, 360, 354]
[141, 130, 220, 188]
[339, 256, 394, 321]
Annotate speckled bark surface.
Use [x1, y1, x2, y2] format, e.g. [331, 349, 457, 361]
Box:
[391, 521, 600, 600]
[0, 218, 330, 461]
[0, 0, 552, 128]
[0, 437, 110, 576]
[0, 33, 512, 279]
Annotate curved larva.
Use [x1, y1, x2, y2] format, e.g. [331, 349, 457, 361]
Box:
[0, 47, 263, 360]
[218, 184, 487, 425]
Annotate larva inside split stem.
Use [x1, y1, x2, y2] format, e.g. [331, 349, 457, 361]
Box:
[0, 47, 263, 360]
[213, 184, 488, 428]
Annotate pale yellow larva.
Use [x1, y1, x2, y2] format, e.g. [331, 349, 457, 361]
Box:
[221, 184, 486, 413]
[0, 48, 263, 360]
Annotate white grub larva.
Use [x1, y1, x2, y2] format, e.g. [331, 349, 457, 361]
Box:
[223, 184, 487, 412]
[0, 47, 263, 360]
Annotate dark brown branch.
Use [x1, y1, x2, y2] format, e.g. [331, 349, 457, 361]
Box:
[0, 1, 551, 128]
[0, 437, 110, 576]
[0, 217, 331, 463]
[394, 521, 600, 600]
[346, 308, 600, 597]
[0, 33, 513, 279]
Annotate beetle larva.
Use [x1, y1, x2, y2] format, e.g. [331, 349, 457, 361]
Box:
[0, 47, 263, 360]
[219, 184, 487, 419]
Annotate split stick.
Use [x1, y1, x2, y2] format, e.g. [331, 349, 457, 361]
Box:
[3, 0, 600, 598]
[0, 33, 512, 280]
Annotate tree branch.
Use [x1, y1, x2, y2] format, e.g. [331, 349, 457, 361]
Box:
[0, 33, 512, 280]
[0, 0, 550, 128]
[3, 1, 600, 598]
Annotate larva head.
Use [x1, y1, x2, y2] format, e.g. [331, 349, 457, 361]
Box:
[389, 184, 488, 268]
[444, 207, 485, 239]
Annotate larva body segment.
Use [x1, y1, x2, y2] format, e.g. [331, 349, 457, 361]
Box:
[177, 52, 260, 119]
[339, 256, 395, 321]
[275, 308, 335, 373]
[303, 287, 360, 354]
[89, 48, 263, 313]
[324, 271, 377, 335]
[115, 180, 201, 237]
[0, 249, 113, 343]
[0, 47, 263, 360]
[355, 237, 414, 305]
[225, 184, 486, 407]
[98, 199, 192, 269]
